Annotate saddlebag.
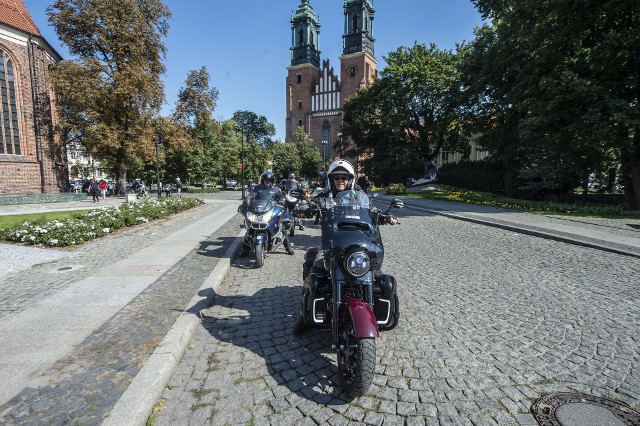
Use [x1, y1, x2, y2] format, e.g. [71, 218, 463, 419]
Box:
[373, 274, 399, 330]
[302, 271, 331, 327]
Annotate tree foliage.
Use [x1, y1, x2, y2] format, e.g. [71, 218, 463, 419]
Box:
[341, 43, 464, 184]
[232, 110, 277, 148]
[48, 0, 171, 191]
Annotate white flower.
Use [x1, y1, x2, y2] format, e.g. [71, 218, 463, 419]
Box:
[29, 236, 36, 241]
[103, 228, 110, 233]
[50, 239, 58, 246]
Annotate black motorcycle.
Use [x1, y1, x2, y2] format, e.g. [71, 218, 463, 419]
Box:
[298, 190, 404, 397]
[240, 186, 293, 267]
[283, 188, 313, 236]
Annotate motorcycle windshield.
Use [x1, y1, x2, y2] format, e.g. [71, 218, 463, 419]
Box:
[323, 190, 377, 249]
[247, 187, 276, 214]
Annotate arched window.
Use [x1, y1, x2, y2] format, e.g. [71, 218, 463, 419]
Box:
[321, 121, 331, 164]
[0, 50, 21, 155]
[298, 29, 304, 46]
[352, 15, 358, 33]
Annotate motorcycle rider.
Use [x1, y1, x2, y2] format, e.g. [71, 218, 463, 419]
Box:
[239, 171, 294, 257]
[284, 172, 301, 192]
[314, 159, 399, 225]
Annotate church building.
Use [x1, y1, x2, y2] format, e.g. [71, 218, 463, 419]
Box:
[0, 0, 66, 195]
[285, 0, 377, 167]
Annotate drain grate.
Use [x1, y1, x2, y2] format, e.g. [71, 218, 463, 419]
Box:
[531, 393, 640, 426]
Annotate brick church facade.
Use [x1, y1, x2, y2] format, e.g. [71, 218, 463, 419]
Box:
[285, 0, 377, 167]
[0, 0, 66, 195]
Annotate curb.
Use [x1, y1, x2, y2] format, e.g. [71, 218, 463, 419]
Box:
[103, 229, 245, 426]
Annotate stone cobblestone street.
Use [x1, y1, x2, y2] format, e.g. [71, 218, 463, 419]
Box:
[153, 203, 640, 425]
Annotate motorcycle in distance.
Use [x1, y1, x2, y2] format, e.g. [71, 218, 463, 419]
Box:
[298, 190, 404, 397]
[283, 188, 313, 236]
[240, 186, 294, 267]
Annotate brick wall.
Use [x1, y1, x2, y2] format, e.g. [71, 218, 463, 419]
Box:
[0, 35, 67, 195]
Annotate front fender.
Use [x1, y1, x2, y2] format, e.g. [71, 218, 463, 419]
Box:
[346, 299, 379, 338]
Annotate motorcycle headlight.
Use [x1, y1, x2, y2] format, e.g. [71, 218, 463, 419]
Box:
[344, 251, 370, 278]
[246, 212, 259, 222]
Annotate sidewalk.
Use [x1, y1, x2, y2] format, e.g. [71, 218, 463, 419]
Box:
[374, 193, 640, 258]
[0, 195, 243, 415]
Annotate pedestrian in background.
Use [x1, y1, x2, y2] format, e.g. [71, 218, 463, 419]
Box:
[90, 178, 100, 203]
[98, 180, 107, 200]
[175, 178, 182, 198]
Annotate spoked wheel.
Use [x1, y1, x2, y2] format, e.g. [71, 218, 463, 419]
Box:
[337, 316, 376, 397]
[254, 244, 265, 268]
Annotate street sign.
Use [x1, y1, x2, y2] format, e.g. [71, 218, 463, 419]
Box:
[237, 163, 243, 169]
[187, 166, 192, 174]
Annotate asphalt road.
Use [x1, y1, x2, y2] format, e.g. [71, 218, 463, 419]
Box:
[150, 200, 640, 425]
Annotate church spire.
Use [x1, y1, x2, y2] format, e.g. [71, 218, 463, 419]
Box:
[290, 0, 321, 68]
[342, 0, 375, 57]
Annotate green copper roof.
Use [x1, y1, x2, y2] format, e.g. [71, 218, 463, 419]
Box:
[292, 0, 320, 25]
[344, 0, 374, 11]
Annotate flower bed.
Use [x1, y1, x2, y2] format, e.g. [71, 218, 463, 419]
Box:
[0, 197, 203, 247]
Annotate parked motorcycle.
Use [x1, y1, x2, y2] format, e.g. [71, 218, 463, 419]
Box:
[240, 186, 294, 267]
[298, 190, 404, 396]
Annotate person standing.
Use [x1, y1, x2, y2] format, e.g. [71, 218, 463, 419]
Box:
[90, 178, 100, 203]
[357, 175, 371, 194]
[98, 180, 107, 199]
[175, 178, 182, 198]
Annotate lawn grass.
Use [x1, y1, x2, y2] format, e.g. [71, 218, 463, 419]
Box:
[0, 210, 91, 230]
[401, 186, 640, 219]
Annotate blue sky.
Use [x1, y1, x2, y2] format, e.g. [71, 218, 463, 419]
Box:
[24, 0, 485, 142]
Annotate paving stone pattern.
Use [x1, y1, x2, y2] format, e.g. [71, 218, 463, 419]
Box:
[153, 205, 640, 425]
[0, 200, 244, 425]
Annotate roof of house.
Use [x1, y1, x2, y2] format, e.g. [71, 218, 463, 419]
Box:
[0, 0, 41, 36]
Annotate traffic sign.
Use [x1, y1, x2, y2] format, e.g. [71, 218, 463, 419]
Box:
[187, 166, 192, 174]
[237, 163, 243, 169]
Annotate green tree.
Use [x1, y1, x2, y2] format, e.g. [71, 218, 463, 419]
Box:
[470, 0, 640, 207]
[48, 0, 171, 193]
[341, 44, 464, 184]
[232, 110, 277, 148]
[271, 142, 300, 181]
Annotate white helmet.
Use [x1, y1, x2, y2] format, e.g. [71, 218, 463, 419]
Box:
[327, 159, 355, 192]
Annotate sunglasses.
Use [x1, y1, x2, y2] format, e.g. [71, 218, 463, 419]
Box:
[333, 176, 349, 181]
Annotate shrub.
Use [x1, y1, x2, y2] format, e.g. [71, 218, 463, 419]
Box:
[386, 183, 406, 195]
[0, 197, 203, 247]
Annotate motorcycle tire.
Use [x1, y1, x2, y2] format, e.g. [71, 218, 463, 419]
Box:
[255, 244, 264, 268]
[337, 317, 376, 397]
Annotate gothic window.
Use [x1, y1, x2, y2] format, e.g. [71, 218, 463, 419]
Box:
[352, 15, 358, 33]
[321, 121, 331, 163]
[298, 29, 304, 46]
[297, 74, 302, 84]
[0, 50, 21, 155]
[298, 100, 302, 109]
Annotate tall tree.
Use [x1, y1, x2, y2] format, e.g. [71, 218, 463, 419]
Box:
[341, 43, 464, 184]
[232, 111, 276, 148]
[173, 66, 219, 132]
[471, 0, 640, 207]
[48, 0, 171, 192]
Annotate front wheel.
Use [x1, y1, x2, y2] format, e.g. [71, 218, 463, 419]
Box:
[337, 318, 376, 397]
[255, 244, 265, 268]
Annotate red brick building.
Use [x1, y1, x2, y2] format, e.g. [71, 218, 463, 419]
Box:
[285, 0, 377, 167]
[0, 0, 66, 194]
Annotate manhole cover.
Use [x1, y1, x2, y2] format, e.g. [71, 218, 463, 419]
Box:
[531, 393, 640, 426]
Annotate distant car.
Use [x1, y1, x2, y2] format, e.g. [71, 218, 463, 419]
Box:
[224, 177, 239, 190]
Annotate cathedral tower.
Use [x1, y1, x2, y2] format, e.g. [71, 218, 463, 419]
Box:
[285, 0, 377, 171]
[340, 0, 377, 101]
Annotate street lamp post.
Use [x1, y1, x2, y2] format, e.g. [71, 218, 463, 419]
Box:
[322, 140, 328, 169]
[238, 125, 246, 200]
[156, 133, 162, 198]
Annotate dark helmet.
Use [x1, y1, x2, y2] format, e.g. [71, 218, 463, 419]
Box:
[260, 171, 275, 186]
[327, 159, 355, 192]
